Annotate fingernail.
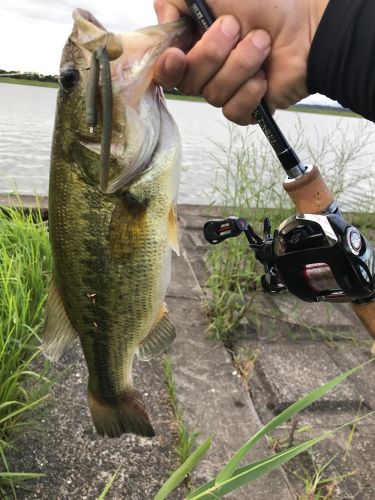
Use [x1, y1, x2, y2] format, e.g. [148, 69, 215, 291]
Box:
[220, 15, 240, 39]
[251, 30, 271, 50]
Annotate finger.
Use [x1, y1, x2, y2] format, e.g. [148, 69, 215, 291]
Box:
[202, 29, 271, 107]
[222, 72, 268, 126]
[153, 47, 187, 89]
[178, 15, 241, 96]
[154, 1, 183, 23]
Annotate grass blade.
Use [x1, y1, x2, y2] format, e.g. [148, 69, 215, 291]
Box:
[0, 394, 50, 425]
[188, 412, 374, 499]
[154, 437, 212, 500]
[0, 472, 44, 479]
[215, 361, 371, 485]
[98, 466, 120, 500]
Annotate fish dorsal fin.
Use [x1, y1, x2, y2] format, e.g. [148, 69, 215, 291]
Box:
[43, 276, 79, 362]
[138, 304, 176, 361]
[168, 203, 180, 256]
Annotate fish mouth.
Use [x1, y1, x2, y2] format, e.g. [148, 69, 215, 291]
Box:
[103, 19, 193, 191]
[75, 15, 194, 193]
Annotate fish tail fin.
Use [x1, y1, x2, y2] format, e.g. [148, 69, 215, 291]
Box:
[88, 388, 155, 438]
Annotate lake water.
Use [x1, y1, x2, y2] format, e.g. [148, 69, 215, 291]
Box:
[0, 82, 374, 211]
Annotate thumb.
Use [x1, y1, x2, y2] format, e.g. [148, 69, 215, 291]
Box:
[153, 47, 187, 89]
[154, 1, 184, 23]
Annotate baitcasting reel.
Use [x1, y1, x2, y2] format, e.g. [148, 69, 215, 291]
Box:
[203, 213, 375, 303]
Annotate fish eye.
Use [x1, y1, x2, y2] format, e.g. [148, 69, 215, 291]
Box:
[59, 68, 80, 91]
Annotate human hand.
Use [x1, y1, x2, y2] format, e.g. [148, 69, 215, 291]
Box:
[153, 0, 329, 125]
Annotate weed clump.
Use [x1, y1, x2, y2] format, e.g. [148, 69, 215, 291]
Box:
[0, 202, 52, 497]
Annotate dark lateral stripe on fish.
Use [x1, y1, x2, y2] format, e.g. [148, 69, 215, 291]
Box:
[88, 389, 155, 438]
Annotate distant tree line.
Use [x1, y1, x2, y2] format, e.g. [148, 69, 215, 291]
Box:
[0, 69, 58, 83]
[0, 70, 190, 94]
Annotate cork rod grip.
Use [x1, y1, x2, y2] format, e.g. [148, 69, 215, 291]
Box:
[283, 165, 375, 339]
[283, 165, 333, 214]
[352, 301, 375, 340]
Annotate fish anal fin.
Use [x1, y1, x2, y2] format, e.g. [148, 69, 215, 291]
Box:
[138, 304, 176, 361]
[88, 388, 155, 438]
[43, 277, 78, 362]
[168, 202, 180, 256]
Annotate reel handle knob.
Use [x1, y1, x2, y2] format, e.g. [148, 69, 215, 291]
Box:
[203, 217, 246, 244]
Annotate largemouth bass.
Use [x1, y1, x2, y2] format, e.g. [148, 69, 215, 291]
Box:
[43, 9, 192, 438]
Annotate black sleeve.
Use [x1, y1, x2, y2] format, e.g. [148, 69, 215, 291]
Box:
[307, 0, 375, 121]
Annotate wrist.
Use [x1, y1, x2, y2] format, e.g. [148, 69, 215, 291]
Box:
[309, 0, 329, 42]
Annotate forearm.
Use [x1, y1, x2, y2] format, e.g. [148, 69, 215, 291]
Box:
[307, 0, 375, 121]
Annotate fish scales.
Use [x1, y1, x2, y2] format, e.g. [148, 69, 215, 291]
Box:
[43, 9, 192, 438]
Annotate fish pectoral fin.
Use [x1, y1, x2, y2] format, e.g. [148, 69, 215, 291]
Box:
[43, 277, 79, 362]
[138, 304, 176, 361]
[168, 202, 180, 256]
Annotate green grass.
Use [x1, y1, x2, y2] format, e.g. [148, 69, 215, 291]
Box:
[0, 201, 52, 498]
[164, 92, 206, 103]
[293, 452, 358, 499]
[0, 77, 58, 88]
[162, 355, 199, 491]
[204, 124, 293, 343]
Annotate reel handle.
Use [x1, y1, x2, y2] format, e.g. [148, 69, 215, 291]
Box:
[203, 217, 244, 244]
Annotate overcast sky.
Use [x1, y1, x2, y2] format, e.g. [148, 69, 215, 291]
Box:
[0, 0, 158, 74]
[0, 1, 340, 108]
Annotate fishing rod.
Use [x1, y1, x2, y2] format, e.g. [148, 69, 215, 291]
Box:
[185, 0, 305, 180]
[185, 0, 375, 338]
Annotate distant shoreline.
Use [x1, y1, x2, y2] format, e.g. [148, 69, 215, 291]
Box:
[0, 77, 357, 118]
[0, 77, 57, 88]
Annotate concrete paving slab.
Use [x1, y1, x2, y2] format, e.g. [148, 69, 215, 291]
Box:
[283, 421, 375, 499]
[177, 204, 375, 499]
[276, 297, 351, 328]
[168, 252, 294, 499]
[238, 293, 298, 341]
[7, 349, 181, 499]
[329, 347, 375, 409]
[167, 251, 203, 301]
[274, 295, 367, 337]
[249, 344, 367, 413]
